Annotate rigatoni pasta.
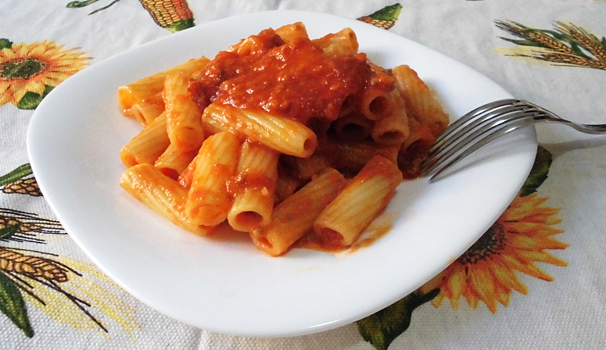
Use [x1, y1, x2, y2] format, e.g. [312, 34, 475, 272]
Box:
[117, 23, 450, 256]
[228, 141, 279, 231]
[186, 131, 241, 227]
[313, 156, 403, 248]
[250, 168, 347, 256]
[120, 164, 213, 236]
[164, 72, 205, 152]
[118, 56, 210, 116]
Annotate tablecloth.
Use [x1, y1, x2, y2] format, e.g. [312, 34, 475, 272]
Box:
[1, 0, 605, 349]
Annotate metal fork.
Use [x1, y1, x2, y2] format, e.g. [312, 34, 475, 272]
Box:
[422, 99, 606, 182]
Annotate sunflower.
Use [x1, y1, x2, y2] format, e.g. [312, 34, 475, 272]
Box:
[0, 40, 90, 106]
[420, 194, 568, 313]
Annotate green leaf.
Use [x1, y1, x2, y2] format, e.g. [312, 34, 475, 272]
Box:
[366, 3, 403, 21]
[0, 225, 19, 240]
[88, 0, 121, 15]
[0, 38, 13, 50]
[16, 85, 54, 110]
[66, 0, 99, 8]
[165, 19, 195, 33]
[520, 146, 552, 196]
[0, 272, 33, 338]
[499, 37, 545, 47]
[357, 289, 439, 350]
[570, 42, 592, 59]
[0, 164, 33, 186]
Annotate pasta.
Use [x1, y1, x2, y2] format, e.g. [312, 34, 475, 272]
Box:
[250, 168, 347, 256]
[163, 72, 205, 152]
[228, 141, 279, 231]
[313, 155, 403, 248]
[117, 23, 450, 256]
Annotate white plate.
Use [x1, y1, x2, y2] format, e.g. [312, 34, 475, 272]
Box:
[27, 11, 536, 337]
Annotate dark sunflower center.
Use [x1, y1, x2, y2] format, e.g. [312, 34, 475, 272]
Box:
[457, 222, 506, 264]
[0, 59, 45, 79]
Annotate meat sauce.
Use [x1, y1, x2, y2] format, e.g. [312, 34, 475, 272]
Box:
[191, 29, 371, 124]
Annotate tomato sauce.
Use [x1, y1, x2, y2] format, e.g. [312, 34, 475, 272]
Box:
[191, 29, 371, 124]
[226, 171, 275, 198]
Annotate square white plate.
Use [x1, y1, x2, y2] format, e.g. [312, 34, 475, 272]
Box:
[28, 10, 536, 337]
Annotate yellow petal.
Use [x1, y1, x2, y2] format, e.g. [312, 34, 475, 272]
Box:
[12, 84, 30, 104]
[509, 234, 568, 251]
[0, 90, 13, 106]
[447, 264, 466, 302]
[27, 81, 45, 95]
[517, 250, 568, 267]
[28, 42, 46, 56]
[493, 283, 511, 307]
[431, 292, 445, 308]
[45, 71, 71, 82]
[491, 256, 529, 295]
[1, 48, 15, 60]
[463, 288, 480, 309]
[502, 254, 554, 281]
[508, 222, 563, 237]
[468, 264, 498, 313]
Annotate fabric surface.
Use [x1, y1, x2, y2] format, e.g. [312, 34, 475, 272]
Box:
[1, 0, 605, 349]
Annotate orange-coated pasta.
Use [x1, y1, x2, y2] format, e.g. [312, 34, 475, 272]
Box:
[371, 91, 410, 145]
[164, 72, 205, 152]
[312, 28, 358, 56]
[155, 143, 198, 180]
[228, 141, 279, 231]
[275, 22, 309, 43]
[120, 164, 213, 236]
[250, 168, 347, 256]
[313, 156, 403, 247]
[393, 65, 449, 137]
[120, 112, 170, 168]
[186, 131, 242, 227]
[130, 92, 164, 126]
[202, 104, 318, 158]
[118, 57, 210, 116]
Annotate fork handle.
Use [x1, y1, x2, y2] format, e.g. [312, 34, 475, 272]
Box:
[555, 119, 606, 134]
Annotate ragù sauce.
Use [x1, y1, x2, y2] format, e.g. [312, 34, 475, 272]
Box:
[191, 29, 371, 124]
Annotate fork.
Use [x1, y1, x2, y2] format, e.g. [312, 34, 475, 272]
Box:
[422, 99, 606, 182]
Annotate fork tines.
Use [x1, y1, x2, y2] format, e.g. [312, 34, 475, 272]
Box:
[422, 99, 546, 181]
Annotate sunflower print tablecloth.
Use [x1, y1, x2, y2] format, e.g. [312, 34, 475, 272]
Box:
[1, 0, 605, 349]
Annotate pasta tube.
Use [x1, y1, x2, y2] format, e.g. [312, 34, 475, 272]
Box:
[332, 112, 374, 141]
[120, 164, 213, 236]
[164, 72, 205, 152]
[393, 65, 449, 136]
[312, 28, 359, 56]
[370, 91, 410, 145]
[177, 155, 198, 189]
[251, 168, 347, 257]
[333, 141, 399, 172]
[186, 131, 242, 226]
[118, 57, 210, 115]
[228, 141, 279, 231]
[130, 92, 164, 126]
[120, 112, 170, 168]
[313, 155, 402, 247]
[358, 86, 394, 121]
[155, 143, 198, 180]
[202, 104, 318, 158]
[275, 22, 309, 43]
